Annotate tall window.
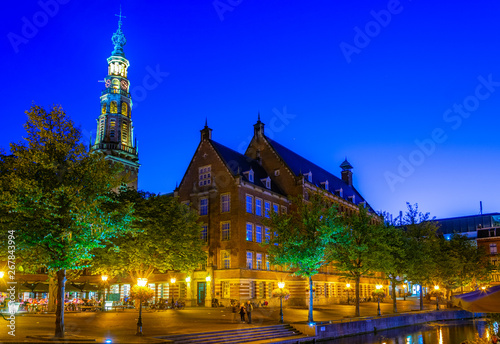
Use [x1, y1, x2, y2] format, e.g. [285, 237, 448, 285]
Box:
[246, 251, 253, 269]
[222, 281, 230, 298]
[491, 243, 498, 254]
[266, 254, 270, 270]
[264, 201, 271, 218]
[248, 169, 254, 182]
[255, 198, 262, 216]
[222, 251, 230, 269]
[246, 195, 253, 213]
[273, 203, 279, 214]
[255, 225, 262, 243]
[121, 102, 128, 116]
[246, 223, 254, 241]
[110, 118, 116, 138]
[99, 118, 105, 141]
[198, 165, 211, 186]
[101, 104, 106, 114]
[121, 120, 128, 143]
[199, 198, 208, 216]
[256, 253, 262, 270]
[221, 193, 230, 213]
[221, 221, 230, 241]
[200, 225, 208, 243]
[110, 101, 117, 113]
[265, 227, 270, 243]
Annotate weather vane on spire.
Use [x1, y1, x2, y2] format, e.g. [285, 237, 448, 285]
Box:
[111, 5, 127, 57]
[115, 5, 126, 29]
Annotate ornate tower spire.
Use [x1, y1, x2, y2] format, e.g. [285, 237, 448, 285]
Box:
[111, 6, 127, 57]
[91, 8, 139, 189]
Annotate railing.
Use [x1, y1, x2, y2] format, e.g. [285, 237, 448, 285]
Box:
[477, 227, 500, 238]
[101, 88, 129, 97]
[92, 143, 137, 155]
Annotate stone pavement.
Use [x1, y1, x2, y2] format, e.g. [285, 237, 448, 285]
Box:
[3, 297, 442, 343]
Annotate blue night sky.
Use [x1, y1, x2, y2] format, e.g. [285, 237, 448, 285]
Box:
[1, 0, 499, 219]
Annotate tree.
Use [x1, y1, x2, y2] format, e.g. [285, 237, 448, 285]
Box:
[435, 234, 493, 296]
[0, 105, 134, 338]
[265, 193, 342, 324]
[90, 188, 206, 282]
[401, 203, 440, 310]
[372, 215, 409, 313]
[327, 205, 385, 317]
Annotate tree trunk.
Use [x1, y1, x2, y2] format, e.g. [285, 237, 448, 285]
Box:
[355, 275, 360, 317]
[55, 269, 66, 338]
[308, 276, 314, 324]
[48, 273, 57, 313]
[392, 279, 397, 313]
[419, 284, 423, 310]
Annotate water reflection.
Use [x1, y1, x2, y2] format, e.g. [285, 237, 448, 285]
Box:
[324, 320, 488, 344]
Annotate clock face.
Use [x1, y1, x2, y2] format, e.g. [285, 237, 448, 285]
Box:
[105, 79, 111, 88]
[121, 80, 128, 90]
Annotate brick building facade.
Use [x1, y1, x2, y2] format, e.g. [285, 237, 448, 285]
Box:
[175, 118, 384, 307]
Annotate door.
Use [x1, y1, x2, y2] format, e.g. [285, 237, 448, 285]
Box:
[197, 282, 206, 306]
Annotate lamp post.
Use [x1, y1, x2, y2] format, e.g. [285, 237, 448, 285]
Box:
[170, 278, 176, 308]
[101, 275, 108, 311]
[376, 285, 383, 316]
[403, 283, 407, 301]
[434, 285, 440, 311]
[0, 271, 4, 279]
[345, 283, 351, 305]
[278, 282, 285, 324]
[136, 278, 148, 336]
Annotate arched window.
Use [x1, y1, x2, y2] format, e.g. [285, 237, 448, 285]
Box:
[110, 101, 117, 114]
[121, 103, 128, 116]
[101, 104, 106, 114]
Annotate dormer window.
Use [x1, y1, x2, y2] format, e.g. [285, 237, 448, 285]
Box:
[360, 201, 366, 208]
[335, 188, 343, 198]
[261, 177, 271, 189]
[248, 169, 254, 183]
[321, 180, 329, 191]
[348, 195, 355, 203]
[304, 171, 312, 182]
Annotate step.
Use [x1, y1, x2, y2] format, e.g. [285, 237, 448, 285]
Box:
[157, 324, 301, 344]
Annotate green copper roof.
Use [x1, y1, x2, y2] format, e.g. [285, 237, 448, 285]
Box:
[111, 8, 127, 57]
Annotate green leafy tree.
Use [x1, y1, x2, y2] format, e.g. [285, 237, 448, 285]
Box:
[401, 203, 440, 310]
[0, 105, 134, 338]
[372, 215, 408, 313]
[265, 193, 342, 324]
[91, 188, 206, 282]
[327, 205, 385, 317]
[435, 233, 493, 296]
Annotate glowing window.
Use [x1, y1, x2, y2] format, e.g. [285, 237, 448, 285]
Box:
[246, 251, 253, 269]
[255, 225, 262, 243]
[255, 198, 262, 216]
[199, 198, 208, 216]
[121, 103, 128, 116]
[110, 101, 117, 114]
[110, 119, 116, 138]
[221, 193, 230, 213]
[101, 104, 106, 114]
[246, 223, 253, 241]
[256, 253, 262, 270]
[222, 251, 230, 269]
[246, 195, 253, 213]
[200, 225, 208, 243]
[121, 121, 128, 143]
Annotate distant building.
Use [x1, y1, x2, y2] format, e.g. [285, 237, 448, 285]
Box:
[174, 117, 381, 306]
[435, 213, 500, 284]
[435, 213, 500, 240]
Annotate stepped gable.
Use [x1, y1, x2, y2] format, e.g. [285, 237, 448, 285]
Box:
[209, 140, 285, 195]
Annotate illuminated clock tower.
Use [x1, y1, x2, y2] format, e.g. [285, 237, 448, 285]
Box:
[92, 10, 139, 189]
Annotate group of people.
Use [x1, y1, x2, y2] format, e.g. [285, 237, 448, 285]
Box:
[236, 301, 254, 324]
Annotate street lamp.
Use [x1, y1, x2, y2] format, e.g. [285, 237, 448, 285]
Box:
[434, 285, 440, 311]
[278, 282, 285, 324]
[345, 283, 351, 305]
[101, 275, 108, 311]
[170, 278, 176, 308]
[136, 278, 148, 336]
[376, 285, 383, 316]
[0, 271, 4, 279]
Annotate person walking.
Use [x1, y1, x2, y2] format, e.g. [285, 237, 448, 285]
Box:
[246, 301, 253, 324]
[239, 303, 246, 323]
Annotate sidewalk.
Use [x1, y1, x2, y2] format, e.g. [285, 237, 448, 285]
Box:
[3, 297, 445, 343]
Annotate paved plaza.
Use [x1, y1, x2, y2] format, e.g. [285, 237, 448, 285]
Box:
[1, 297, 445, 343]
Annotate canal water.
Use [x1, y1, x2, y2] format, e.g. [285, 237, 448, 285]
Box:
[324, 319, 490, 344]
